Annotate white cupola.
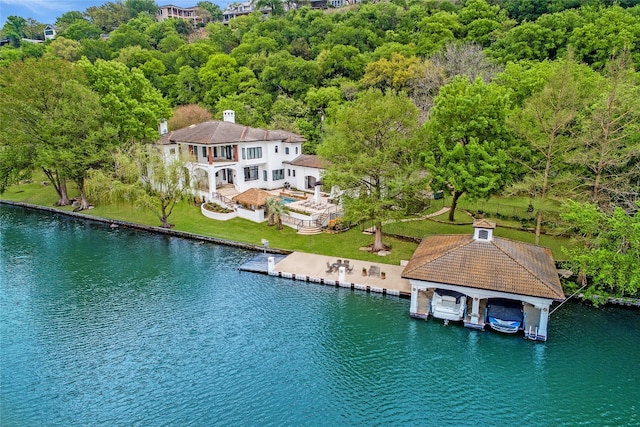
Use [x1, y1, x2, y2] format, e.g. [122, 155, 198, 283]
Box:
[472, 219, 496, 242]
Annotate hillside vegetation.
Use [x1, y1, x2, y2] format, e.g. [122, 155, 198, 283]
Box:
[1, 0, 638, 300]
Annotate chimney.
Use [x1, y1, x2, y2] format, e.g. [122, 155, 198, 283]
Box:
[159, 119, 168, 135]
[472, 219, 496, 242]
[223, 110, 235, 123]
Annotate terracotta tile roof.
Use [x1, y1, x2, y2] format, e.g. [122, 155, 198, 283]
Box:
[157, 131, 175, 145]
[167, 121, 305, 145]
[473, 218, 496, 229]
[402, 235, 564, 300]
[285, 154, 328, 169]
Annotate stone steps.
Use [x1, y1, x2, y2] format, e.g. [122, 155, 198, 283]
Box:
[297, 225, 322, 235]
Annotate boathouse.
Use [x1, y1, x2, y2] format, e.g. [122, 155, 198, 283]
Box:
[401, 220, 565, 341]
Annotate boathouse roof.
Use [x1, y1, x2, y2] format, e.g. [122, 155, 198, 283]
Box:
[402, 232, 564, 300]
[166, 121, 306, 145]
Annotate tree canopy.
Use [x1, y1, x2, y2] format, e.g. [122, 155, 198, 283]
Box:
[1, 0, 639, 296]
[318, 89, 427, 252]
[423, 76, 511, 221]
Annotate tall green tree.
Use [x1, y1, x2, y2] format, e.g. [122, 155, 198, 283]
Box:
[0, 58, 118, 210]
[561, 200, 640, 302]
[87, 145, 193, 228]
[37, 80, 116, 210]
[507, 59, 599, 243]
[197, 1, 223, 22]
[198, 54, 258, 108]
[85, 1, 129, 32]
[1, 16, 27, 47]
[318, 89, 426, 252]
[259, 51, 320, 98]
[125, 0, 158, 19]
[568, 55, 640, 211]
[62, 20, 102, 41]
[55, 11, 85, 32]
[0, 59, 82, 204]
[424, 76, 511, 222]
[79, 58, 171, 143]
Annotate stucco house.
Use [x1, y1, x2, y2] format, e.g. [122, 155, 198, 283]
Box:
[156, 4, 200, 25]
[44, 25, 56, 40]
[222, 2, 260, 23]
[157, 111, 324, 203]
[402, 219, 565, 341]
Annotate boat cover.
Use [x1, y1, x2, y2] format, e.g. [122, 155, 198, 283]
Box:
[487, 299, 523, 322]
[434, 289, 466, 303]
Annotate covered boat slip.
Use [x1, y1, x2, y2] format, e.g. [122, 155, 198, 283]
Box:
[430, 289, 466, 322]
[402, 220, 564, 341]
[409, 285, 552, 340]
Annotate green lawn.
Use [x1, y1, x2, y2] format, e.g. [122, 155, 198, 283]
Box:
[2, 179, 576, 263]
[1, 180, 418, 265]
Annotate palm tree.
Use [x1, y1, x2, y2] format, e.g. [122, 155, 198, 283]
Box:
[265, 197, 289, 230]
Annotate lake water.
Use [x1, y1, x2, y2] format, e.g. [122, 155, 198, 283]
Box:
[1, 204, 639, 426]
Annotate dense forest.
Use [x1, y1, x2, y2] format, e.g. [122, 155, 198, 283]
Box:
[1, 0, 638, 298]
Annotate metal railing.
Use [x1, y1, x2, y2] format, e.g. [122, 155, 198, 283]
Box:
[212, 192, 235, 208]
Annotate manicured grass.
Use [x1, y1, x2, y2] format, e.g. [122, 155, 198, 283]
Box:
[1, 180, 417, 266]
[2, 179, 575, 263]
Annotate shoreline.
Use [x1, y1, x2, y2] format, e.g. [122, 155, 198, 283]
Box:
[3, 200, 639, 309]
[0, 200, 290, 255]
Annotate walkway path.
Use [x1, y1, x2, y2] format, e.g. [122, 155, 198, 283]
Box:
[364, 207, 450, 233]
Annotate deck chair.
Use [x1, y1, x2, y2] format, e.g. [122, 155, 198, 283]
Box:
[326, 261, 335, 273]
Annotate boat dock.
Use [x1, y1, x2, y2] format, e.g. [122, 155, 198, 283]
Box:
[239, 251, 412, 298]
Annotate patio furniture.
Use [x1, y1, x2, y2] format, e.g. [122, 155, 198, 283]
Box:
[368, 266, 380, 277]
[326, 262, 335, 273]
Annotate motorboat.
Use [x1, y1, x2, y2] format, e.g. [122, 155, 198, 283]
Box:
[431, 289, 467, 322]
[486, 299, 524, 334]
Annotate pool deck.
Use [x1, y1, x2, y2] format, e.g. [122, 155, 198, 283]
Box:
[240, 251, 412, 298]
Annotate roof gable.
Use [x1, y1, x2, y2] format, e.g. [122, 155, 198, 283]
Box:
[402, 235, 564, 300]
[285, 154, 328, 169]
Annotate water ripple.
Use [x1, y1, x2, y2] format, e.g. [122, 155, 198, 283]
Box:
[1, 205, 639, 427]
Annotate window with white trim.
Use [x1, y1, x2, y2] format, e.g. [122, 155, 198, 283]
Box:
[244, 166, 259, 181]
[272, 169, 284, 180]
[246, 147, 262, 159]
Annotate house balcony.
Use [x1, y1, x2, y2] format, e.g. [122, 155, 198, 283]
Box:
[187, 143, 239, 166]
[191, 156, 237, 166]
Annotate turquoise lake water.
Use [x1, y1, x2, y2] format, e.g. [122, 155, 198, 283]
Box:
[1, 204, 639, 426]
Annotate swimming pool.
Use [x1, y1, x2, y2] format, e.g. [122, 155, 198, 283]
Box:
[280, 196, 299, 204]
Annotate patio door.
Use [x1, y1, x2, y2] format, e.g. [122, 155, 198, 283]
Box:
[306, 176, 316, 190]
